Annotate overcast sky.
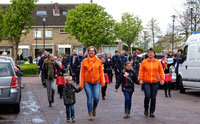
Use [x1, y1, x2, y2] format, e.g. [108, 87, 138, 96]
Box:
[0, 0, 186, 33]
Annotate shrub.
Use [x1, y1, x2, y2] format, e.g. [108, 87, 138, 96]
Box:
[18, 64, 38, 76]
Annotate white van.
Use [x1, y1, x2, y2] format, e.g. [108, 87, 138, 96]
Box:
[179, 33, 200, 93]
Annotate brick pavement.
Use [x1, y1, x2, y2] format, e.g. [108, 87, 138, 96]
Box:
[0, 76, 200, 124]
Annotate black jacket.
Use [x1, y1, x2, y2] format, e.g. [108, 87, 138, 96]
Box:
[115, 70, 139, 92]
[63, 84, 81, 105]
[112, 55, 122, 69]
[74, 55, 84, 71]
[38, 56, 47, 70]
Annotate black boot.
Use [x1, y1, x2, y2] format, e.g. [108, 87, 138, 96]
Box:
[52, 89, 55, 103]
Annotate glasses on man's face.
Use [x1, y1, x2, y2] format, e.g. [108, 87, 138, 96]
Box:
[89, 50, 95, 53]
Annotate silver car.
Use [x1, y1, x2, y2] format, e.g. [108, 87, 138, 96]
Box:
[0, 59, 21, 113]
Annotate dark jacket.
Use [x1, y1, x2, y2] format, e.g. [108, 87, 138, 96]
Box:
[115, 70, 139, 92]
[56, 65, 65, 76]
[174, 54, 185, 73]
[74, 55, 84, 71]
[63, 83, 81, 105]
[42, 61, 59, 80]
[112, 55, 122, 69]
[38, 56, 47, 70]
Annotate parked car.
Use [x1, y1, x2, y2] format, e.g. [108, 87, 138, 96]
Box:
[138, 53, 165, 62]
[0, 59, 21, 113]
[0, 56, 23, 87]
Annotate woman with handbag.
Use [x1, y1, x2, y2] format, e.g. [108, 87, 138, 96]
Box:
[115, 62, 139, 119]
[161, 56, 174, 98]
[56, 61, 65, 99]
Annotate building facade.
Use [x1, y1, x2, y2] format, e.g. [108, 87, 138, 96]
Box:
[0, 3, 121, 59]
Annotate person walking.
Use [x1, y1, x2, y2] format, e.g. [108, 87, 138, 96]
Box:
[115, 62, 138, 119]
[161, 56, 174, 97]
[70, 50, 77, 81]
[101, 57, 109, 100]
[138, 48, 165, 117]
[174, 49, 184, 89]
[79, 46, 105, 121]
[56, 62, 65, 99]
[106, 53, 113, 83]
[63, 76, 81, 122]
[74, 51, 84, 85]
[38, 51, 48, 87]
[112, 50, 122, 84]
[43, 54, 58, 107]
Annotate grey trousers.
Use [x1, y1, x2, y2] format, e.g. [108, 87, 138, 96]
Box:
[45, 79, 56, 103]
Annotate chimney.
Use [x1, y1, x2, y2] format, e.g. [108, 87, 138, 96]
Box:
[53, 3, 60, 16]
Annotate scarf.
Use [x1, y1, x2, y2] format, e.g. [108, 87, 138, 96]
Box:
[87, 55, 97, 72]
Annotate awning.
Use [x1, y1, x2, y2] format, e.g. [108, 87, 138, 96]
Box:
[18, 45, 30, 49]
[58, 44, 71, 48]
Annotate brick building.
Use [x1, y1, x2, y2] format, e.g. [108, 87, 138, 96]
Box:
[0, 3, 120, 59]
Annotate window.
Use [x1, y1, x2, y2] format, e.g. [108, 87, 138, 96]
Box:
[59, 29, 66, 34]
[58, 48, 65, 54]
[34, 30, 42, 39]
[36, 11, 47, 17]
[63, 11, 67, 15]
[45, 30, 53, 38]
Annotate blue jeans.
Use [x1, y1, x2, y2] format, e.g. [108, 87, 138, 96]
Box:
[123, 91, 133, 110]
[84, 82, 100, 112]
[66, 105, 74, 120]
[143, 82, 159, 113]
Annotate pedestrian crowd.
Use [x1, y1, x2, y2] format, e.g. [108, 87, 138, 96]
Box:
[36, 46, 184, 122]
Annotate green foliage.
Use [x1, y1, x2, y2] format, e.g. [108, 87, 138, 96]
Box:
[18, 64, 38, 76]
[123, 45, 144, 53]
[116, 13, 143, 52]
[65, 4, 117, 47]
[0, 8, 3, 42]
[3, 0, 37, 61]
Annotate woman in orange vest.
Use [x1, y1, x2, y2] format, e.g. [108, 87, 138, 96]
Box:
[79, 46, 105, 121]
[138, 48, 165, 117]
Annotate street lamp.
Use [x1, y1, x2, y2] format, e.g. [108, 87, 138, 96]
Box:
[43, 17, 46, 50]
[143, 31, 148, 52]
[36, 11, 47, 50]
[188, 0, 197, 34]
[90, 0, 93, 3]
[35, 28, 38, 49]
[171, 15, 176, 52]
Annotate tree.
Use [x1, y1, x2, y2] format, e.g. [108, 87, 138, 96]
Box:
[116, 13, 142, 52]
[65, 4, 116, 48]
[146, 18, 161, 48]
[0, 8, 3, 42]
[3, 0, 37, 61]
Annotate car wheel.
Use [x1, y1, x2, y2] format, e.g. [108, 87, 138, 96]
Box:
[179, 76, 185, 93]
[13, 103, 20, 114]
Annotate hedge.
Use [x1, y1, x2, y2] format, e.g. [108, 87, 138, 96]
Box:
[18, 64, 38, 76]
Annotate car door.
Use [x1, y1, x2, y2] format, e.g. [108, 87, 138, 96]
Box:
[0, 62, 13, 98]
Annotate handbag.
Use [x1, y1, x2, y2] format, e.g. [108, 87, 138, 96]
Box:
[165, 74, 172, 82]
[104, 74, 109, 84]
[56, 76, 65, 85]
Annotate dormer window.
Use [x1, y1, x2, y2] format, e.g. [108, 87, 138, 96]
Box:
[63, 11, 67, 16]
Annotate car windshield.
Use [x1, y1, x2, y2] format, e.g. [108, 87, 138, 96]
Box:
[155, 55, 165, 60]
[0, 63, 13, 77]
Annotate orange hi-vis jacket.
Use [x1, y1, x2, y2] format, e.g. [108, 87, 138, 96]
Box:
[79, 56, 105, 89]
[138, 58, 164, 83]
